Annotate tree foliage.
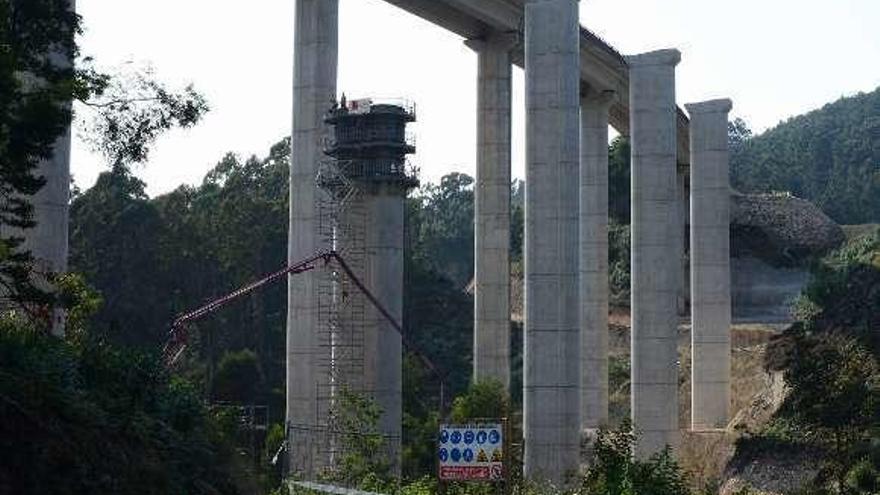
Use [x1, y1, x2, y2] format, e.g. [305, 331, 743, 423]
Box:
[450, 379, 509, 424]
[410, 172, 475, 288]
[1, 0, 86, 307]
[758, 228, 880, 492]
[0, 0, 208, 316]
[0, 318, 240, 494]
[582, 423, 690, 495]
[731, 87, 880, 224]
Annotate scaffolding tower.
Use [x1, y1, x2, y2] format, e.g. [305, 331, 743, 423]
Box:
[308, 97, 418, 479]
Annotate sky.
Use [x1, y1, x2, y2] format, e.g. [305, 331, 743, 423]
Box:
[71, 0, 880, 197]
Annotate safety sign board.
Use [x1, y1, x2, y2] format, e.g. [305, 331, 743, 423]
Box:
[438, 423, 504, 482]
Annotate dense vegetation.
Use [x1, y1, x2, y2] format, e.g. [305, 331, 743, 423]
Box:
[731, 86, 880, 225]
[0, 314, 241, 494]
[737, 228, 880, 493]
[1, 1, 226, 493]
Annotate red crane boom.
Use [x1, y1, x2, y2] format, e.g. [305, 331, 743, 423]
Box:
[162, 250, 448, 413]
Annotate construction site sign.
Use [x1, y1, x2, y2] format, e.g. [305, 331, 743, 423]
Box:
[438, 423, 504, 482]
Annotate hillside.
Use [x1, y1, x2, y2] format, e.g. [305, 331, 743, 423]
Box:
[731, 86, 880, 224]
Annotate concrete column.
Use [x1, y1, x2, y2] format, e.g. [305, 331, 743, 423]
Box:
[26, 128, 70, 337]
[9, 0, 76, 337]
[580, 90, 614, 431]
[467, 33, 513, 390]
[626, 48, 681, 458]
[687, 99, 733, 430]
[287, 0, 337, 477]
[523, 0, 581, 483]
[362, 185, 406, 471]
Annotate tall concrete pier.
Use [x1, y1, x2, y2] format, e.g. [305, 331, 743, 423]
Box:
[362, 186, 407, 468]
[469, 32, 514, 389]
[27, 109, 72, 337]
[580, 90, 614, 430]
[523, 0, 581, 482]
[11, 0, 77, 337]
[287, 0, 338, 476]
[687, 99, 733, 430]
[324, 101, 418, 473]
[626, 48, 681, 458]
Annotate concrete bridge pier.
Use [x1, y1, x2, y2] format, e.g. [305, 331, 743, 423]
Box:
[523, 0, 581, 483]
[5, 0, 77, 337]
[626, 48, 681, 458]
[287, 0, 338, 477]
[580, 90, 614, 431]
[687, 99, 733, 430]
[467, 32, 515, 390]
[362, 186, 407, 470]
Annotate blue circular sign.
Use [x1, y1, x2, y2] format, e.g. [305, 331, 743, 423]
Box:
[439, 430, 449, 444]
[450, 448, 461, 462]
[488, 429, 501, 445]
[438, 448, 448, 462]
[450, 430, 462, 445]
[476, 431, 487, 444]
[463, 448, 474, 462]
[464, 430, 475, 444]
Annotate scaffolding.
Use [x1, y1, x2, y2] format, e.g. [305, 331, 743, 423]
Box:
[315, 158, 370, 469]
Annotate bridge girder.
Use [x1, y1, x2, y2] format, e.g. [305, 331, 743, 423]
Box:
[379, 0, 691, 164]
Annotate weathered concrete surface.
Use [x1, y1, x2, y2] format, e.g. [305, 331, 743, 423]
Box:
[287, 0, 338, 476]
[687, 99, 733, 430]
[523, 0, 581, 483]
[627, 48, 681, 458]
[469, 33, 513, 390]
[362, 187, 405, 471]
[25, 110, 71, 337]
[580, 90, 614, 431]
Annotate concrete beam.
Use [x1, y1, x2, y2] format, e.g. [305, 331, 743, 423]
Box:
[288, 0, 338, 477]
[445, 0, 522, 30]
[687, 99, 733, 430]
[381, 0, 487, 39]
[627, 48, 681, 458]
[580, 89, 614, 431]
[469, 32, 514, 390]
[523, 0, 581, 483]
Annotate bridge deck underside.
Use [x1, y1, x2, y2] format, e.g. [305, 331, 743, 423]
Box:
[380, 0, 691, 164]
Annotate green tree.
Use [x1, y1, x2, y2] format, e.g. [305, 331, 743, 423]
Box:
[1, 0, 208, 319]
[759, 228, 880, 492]
[609, 221, 631, 307]
[0, 315, 240, 494]
[583, 422, 690, 495]
[324, 389, 393, 490]
[411, 173, 475, 288]
[0, 0, 93, 308]
[608, 137, 631, 224]
[727, 117, 753, 152]
[450, 379, 509, 423]
[212, 349, 263, 404]
[731, 88, 880, 224]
